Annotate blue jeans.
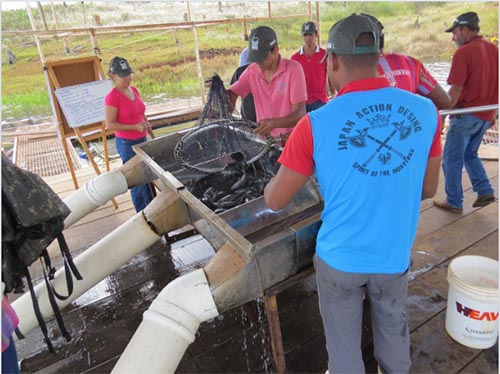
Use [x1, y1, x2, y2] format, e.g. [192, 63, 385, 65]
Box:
[306, 101, 326, 113]
[442, 114, 495, 208]
[115, 136, 153, 212]
[2, 336, 19, 374]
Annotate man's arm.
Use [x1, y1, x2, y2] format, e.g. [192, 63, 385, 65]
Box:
[228, 89, 239, 114]
[256, 102, 306, 135]
[264, 165, 309, 210]
[422, 155, 441, 200]
[448, 84, 463, 108]
[426, 84, 452, 110]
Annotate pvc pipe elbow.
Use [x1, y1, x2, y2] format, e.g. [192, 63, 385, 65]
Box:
[111, 269, 219, 374]
[64, 170, 128, 227]
[148, 268, 219, 328]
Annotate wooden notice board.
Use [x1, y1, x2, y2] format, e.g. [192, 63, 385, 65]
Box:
[45, 56, 118, 208]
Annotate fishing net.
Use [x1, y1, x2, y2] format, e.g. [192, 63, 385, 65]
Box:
[174, 74, 272, 174]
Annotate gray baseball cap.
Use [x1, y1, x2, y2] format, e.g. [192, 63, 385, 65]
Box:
[323, 13, 380, 60]
[247, 26, 278, 63]
[109, 56, 134, 77]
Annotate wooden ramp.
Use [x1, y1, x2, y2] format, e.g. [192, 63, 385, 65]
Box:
[15, 134, 83, 177]
[2, 124, 83, 177]
[3, 97, 204, 178]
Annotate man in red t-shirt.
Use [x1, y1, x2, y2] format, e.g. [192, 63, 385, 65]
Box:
[291, 21, 328, 112]
[434, 12, 498, 212]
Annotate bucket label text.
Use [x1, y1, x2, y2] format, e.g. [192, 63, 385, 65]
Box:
[456, 301, 499, 321]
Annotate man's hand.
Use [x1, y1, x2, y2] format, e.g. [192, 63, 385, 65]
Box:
[256, 118, 275, 135]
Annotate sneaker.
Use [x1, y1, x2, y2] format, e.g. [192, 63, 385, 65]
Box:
[472, 194, 495, 208]
[433, 199, 463, 213]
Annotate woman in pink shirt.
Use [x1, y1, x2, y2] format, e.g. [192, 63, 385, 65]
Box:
[105, 56, 155, 212]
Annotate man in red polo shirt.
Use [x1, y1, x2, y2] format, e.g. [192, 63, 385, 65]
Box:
[434, 12, 498, 212]
[291, 21, 328, 112]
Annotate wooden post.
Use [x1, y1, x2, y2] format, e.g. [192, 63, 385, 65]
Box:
[192, 26, 205, 105]
[95, 61, 112, 175]
[45, 65, 79, 189]
[186, 1, 192, 23]
[37, 1, 49, 31]
[242, 21, 248, 41]
[49, 1, 70, 54]
[26, 2, 46, 64]
[186, 1, 205, 105]
[89, 28, 101, 55]
[264, 295, 286, 374]
[316, 1, 321, 45]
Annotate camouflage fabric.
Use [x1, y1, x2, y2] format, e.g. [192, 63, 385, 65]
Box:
[2, 154, 70, 292]
[1, 154, 80, 352]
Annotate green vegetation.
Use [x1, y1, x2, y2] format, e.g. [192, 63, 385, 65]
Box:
[1, 1, 498, 123]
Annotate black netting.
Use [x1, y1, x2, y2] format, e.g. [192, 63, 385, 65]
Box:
[174, 73, 271, 174]
[197, 74, 233, 124]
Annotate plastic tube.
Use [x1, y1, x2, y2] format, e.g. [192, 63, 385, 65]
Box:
[12, 212, 160, 336]
[63, 170, 129, 228]
[111, 269, 219, 374]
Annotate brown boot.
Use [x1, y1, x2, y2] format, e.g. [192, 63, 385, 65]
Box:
[472, 194, 495, 208]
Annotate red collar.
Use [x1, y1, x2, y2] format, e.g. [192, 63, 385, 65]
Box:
[337, 77, 391, 96]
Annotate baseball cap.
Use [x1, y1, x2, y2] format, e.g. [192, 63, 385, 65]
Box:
[321, 13, 380, 62]
[360, 13, 384, 33]
[445, 12, 480, 32]
[360, 13, 385, 49]
[247, 26, 278, 63]
[109, 56, 134, 77]
[301, 21, 318, 35]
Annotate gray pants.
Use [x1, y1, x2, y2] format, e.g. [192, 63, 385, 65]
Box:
[315, 256, 410, 374]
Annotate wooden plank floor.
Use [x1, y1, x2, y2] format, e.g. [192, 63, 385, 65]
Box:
[12, 142, 499, 373]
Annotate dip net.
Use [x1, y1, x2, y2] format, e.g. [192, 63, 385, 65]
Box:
[174, 74, 271, 174]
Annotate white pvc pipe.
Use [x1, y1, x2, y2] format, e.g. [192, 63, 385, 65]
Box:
[63, 170, 129, 228]
[112, 269, 219, 374]
[439, 104, 499, 116]
[13, 212, 160, 336]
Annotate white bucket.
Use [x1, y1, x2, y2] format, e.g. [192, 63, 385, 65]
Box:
[445, 255, 499, 349]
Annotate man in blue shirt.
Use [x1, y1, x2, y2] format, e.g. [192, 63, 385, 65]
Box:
[264, 14, 441, 373]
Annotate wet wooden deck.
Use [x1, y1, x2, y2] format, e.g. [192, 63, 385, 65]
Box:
[11, 141, 499, 374]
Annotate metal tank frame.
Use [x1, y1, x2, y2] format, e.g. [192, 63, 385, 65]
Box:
[133, 128, 324, 312]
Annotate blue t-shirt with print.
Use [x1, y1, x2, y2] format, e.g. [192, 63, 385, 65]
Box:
[309, 85, 438, 274]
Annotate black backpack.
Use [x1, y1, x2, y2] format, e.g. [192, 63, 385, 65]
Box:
[1, 154, 82, 353]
